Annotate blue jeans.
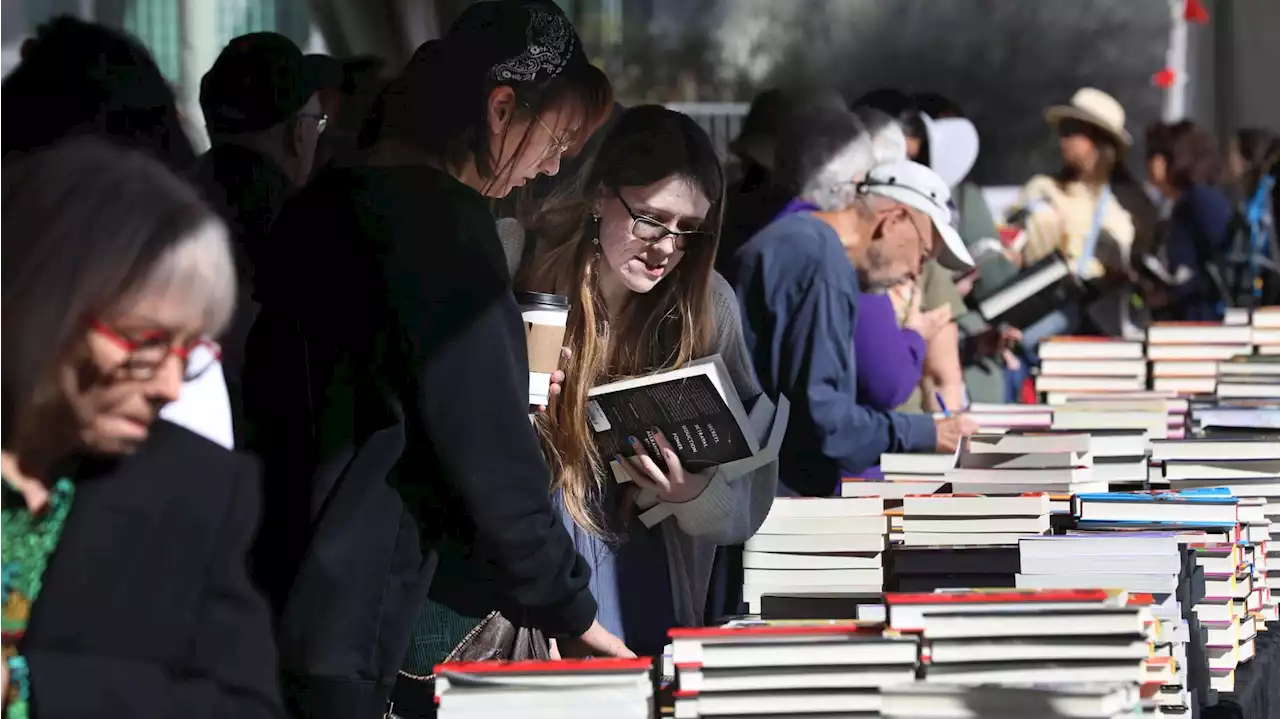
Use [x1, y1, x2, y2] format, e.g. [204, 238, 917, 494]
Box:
[1004, 304, 1081, 402]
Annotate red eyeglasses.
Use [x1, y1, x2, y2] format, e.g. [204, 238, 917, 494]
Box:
[90, 321, 222, 381]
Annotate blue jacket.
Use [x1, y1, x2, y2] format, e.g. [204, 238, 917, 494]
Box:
[726, 212, 937, 497]
[1166, 184, 1233, 321]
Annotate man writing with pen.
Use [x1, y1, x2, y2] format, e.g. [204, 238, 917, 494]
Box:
[727, 100, 982, 498]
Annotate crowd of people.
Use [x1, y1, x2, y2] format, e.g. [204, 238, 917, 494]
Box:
[2, 1, 1278, 718]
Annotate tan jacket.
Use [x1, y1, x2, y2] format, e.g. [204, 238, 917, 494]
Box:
[1018, 174, 1134, 280]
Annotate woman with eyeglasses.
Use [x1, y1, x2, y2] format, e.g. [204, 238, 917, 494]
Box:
[507, 105, 778, 657]
[241, 2, 626, 716]
[1, 138, 281, 717]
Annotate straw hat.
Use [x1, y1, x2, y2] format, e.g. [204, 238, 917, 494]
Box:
[1044, 87, 1132, 147]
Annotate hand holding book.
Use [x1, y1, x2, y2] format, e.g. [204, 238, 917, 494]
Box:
[614, 428, 715, 503]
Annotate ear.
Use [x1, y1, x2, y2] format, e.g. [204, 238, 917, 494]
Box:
[487, 86, 518, 138]
[288, 116, 306, 158]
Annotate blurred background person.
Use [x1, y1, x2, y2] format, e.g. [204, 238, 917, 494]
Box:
[1225, 128, 1280, 306]
[1005, 87, 1156, 399]
[191, 32, 339, 445]
[1141, 119, 1232, 321]
[2, 137, 280, 717]
[2, 14, 234, 450]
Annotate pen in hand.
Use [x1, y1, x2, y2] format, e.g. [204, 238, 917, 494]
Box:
[935, 392, 951, 418]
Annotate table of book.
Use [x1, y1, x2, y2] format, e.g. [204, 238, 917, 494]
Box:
[1202, 627, 1280, 719]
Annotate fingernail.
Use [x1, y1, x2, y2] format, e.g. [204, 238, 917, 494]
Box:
[626, 435, 638, 447]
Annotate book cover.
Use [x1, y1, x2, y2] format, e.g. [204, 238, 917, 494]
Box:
[587, 354, 754, 473]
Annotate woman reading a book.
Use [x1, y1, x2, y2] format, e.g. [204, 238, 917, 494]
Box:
[512, 105, 779, 657]
[241, 3, 631, 716]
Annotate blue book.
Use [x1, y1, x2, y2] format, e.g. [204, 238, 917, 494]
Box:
[1076, 491, 1237, 505]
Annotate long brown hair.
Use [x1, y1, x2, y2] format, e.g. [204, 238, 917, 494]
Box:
[518, 105, 725, 538]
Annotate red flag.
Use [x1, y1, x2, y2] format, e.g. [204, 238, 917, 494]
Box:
[1153, 68, 1176, 89]
[1184, 0, 1209, 23]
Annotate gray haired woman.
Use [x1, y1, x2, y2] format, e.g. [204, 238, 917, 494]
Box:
[1, 138, 282, 717]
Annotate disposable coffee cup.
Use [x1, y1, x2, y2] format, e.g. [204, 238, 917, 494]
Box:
[517, 291, 570, 407]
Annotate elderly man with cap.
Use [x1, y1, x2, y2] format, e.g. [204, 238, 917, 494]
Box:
[191, 32, 339, 444]
[727, 101, 979, 498]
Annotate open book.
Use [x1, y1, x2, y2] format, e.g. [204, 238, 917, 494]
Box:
[588, 354, 787, 477]
[973, 251, 1082, 329]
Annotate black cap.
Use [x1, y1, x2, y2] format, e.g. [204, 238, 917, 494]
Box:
[200, 33, 339, 134]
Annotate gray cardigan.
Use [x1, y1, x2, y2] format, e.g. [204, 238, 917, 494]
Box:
[498, 219, 778, 629]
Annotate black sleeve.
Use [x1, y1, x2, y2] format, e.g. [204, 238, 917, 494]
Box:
[388, 192, 596, 638]
[25, 458, 284, 719]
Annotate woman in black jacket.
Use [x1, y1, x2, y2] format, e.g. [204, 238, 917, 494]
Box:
[242, 2, 627, 717]
[1, 138, 281, 717]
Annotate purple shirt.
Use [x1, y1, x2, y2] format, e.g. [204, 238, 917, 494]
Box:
[772, 198, 926, 412]
[771, 199, 928, 484]
[854, 294, 926, 410]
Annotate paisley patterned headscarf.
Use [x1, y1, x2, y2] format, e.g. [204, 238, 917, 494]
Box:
[445, 0, 589, 88]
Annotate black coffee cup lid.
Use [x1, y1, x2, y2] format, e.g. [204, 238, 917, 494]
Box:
[516, 291, 569, 309]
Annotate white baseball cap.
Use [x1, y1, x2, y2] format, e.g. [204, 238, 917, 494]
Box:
[857, 160, 975, 272]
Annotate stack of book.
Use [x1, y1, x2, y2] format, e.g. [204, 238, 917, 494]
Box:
[1066, 484, 1241, 694]
[1035, 336, 1147, 397]
[1147, 321, 1254, 396]
[1216, 355, 1280, 399]
[1052, 401, 1176, 443]
[880, 683, 1143, 719]
[900, 492, 1050, 547]
[1252, 306, 1280, 355]
[1017, 534, 1193, 712]
[433, 658, 654, 718]
[668, 623, 918, 718]
[1153, 437, 1280, 632]
[885, 588, 1154, 686]
[741, 497, 888, 613]
[887, 543, 1020, 593]
[1186, 400, 1280, 437]
[959, 403, 1053, 434]
[947, 433, 1104, 497]
[877, 449, 960, 484]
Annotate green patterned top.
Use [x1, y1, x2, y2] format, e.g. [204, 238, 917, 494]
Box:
[3, 476, 76, 719]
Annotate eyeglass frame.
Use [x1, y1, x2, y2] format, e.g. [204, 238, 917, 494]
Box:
[299, 112, 328, 134]
[613, 189, 713, 251]
[855, 180, 939, 263]
[90, 320, 222, 382]
[522, 102, 573, 160]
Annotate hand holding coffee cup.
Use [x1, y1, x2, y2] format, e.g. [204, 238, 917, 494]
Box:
[518, 292, 571, 408]
[539, 347, 571, 412]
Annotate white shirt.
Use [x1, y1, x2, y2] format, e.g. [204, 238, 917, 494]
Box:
[159, 346, 235, 449]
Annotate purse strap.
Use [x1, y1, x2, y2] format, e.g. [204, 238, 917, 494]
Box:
[1076, 185, 1112, 276]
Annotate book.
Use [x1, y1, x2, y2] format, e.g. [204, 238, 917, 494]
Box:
[588, 354, 756, 474]
[973, 251, 1081, 329]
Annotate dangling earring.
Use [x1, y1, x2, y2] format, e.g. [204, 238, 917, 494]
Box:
[591, 214, 601, 246]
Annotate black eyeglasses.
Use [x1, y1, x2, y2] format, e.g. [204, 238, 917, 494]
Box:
[615, 190, 712, 251]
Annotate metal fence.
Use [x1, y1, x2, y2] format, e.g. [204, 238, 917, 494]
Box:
[665, 102, 750, 159]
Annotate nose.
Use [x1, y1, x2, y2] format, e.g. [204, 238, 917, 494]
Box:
[540, 151, 563, 177]
[148, 354, 185, 404]
[650, 234, 679, 254]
